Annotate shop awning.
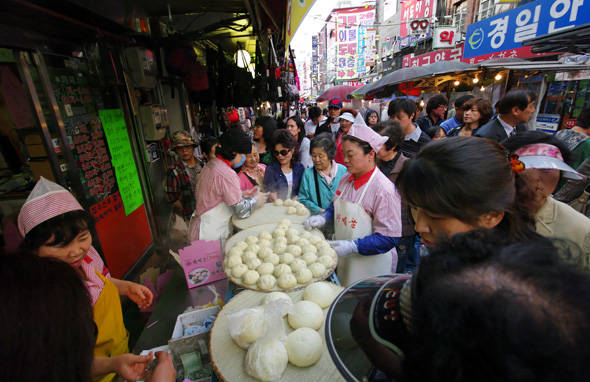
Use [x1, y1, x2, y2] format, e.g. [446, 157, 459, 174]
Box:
[523, 24, 590, 54]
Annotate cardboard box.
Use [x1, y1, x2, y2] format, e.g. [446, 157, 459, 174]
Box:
[29, 160, 55, 181]
[170, 305, 220, 340]
[26, 143, 47, 158]
[23, 134, 43, 145]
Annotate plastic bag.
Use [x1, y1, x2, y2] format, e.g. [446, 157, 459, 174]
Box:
[243, 299, 293, 381]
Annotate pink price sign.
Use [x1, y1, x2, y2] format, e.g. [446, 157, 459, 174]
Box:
[402, 45, 464, 67]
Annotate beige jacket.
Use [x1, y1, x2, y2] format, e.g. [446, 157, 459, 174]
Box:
[535, 197, 590, 269]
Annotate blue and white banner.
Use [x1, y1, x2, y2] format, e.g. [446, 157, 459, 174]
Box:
[464, 0, 590, 59]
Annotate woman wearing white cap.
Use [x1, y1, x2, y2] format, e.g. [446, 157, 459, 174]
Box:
[18, 178, 157, 382]
[305, 117, 402, 286]
[504, 131, 590, 269]
[333, 109, 357, 165]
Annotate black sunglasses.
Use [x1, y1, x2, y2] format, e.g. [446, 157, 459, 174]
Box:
[273, 149, 291, 157]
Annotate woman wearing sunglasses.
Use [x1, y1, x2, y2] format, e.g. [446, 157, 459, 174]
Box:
[263, 129, 305, 201]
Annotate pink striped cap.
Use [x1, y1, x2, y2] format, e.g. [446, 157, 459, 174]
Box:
[514, 143, 583, 180]
[349, 124, 389, 153]
[17, 177, 83, 236]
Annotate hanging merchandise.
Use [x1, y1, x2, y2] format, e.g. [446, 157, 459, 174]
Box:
[185, 62, 210, 93]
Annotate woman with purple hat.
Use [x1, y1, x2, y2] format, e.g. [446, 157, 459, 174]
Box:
[504, 131, 590, 269]
[305, 117, 402, 286]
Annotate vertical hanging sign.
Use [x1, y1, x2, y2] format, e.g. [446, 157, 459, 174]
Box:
[98, 109, 144, 216]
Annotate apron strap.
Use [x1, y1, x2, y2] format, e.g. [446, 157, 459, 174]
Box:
[356, 167, 378, 205]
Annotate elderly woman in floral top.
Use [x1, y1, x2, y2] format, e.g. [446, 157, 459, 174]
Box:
[238, 144, 267, 191]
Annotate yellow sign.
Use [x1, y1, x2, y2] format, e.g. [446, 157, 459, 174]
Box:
[285, 0, 317, 50]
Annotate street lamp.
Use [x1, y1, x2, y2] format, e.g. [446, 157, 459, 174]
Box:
[494, 73, 503, 81]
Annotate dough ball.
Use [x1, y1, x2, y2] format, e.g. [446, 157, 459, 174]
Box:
[287, 228, 299, 238]
[229, 246, 243, 258]
[242, 270, 260, 285]
[277, 224, 289, 233]
[303, 282, 339, 308]
[258, 239, 272, 248]
[283, 199, 294, 207]
[277, 273, 297, 289]
[262, 291, 292, 305]
[318, 255, 336, 269]
[274, 242, 287, 254]
[279, 218, 292, 226]
[246, 236, 259, 245]
[288, 301, 324, 330]
[303, 244, 318, 254]
[287, 234, 300, 245]
[259, 231, 273, 241]
[297, 238, 310, 247]
[286, 328, 323, 367]
[300, 231, 312, 239]
[286, 207, 297, 215]
[230, 308, 265, 349]
[226, 255, 242, 268]
[275, 236, 288, 246]
[245, 338, 288, 381]
[274, 199, 284, 206]
[235, 241, 249, 250]
[258, 247, 274, 259]
[279, 252, 295, 265]
[248, 244, 260, 255]
[264, 253, 280, 266]
[309, 262, 327, 278]
[296, 207, 307, 216]
[295, 268, 313, 284]
[316, 241, 331, 251]
[293, 201, 304, 209]
[319, 247, 336, 258]
[257, 274, 277, 290]
[308, 235, 321, 244]
[273, 228, 286, 238]
[232, 264, 248, 278]
[274, 264, 292, 278]
[287, 245, 302, 257]
[302, 252, 318, 265]
[242, 250, 258, 262]
[257, 262, 274, 275]
[289, 259, 307, 273]
[246, 258, 262, 270]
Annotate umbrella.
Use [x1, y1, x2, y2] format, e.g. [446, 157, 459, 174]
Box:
[365, 66, 431, 97]
[421, 60, 478, 76]
[317, 85, 362, 102]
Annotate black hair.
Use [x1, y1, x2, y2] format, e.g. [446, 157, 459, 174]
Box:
[272, 129, 298, 168]
[21, 210, 94, 252]
[0, 254, 95, 382]
[364, 109, 380, 125]
[310, 133, 337, 161]
[496, 89, 535, 114]
[254, 116, 277, 145]
[200, 136, 219, 159]
[322, 108, 328, 116]
[286, 116, 305, 144]
[406, 229, 590, 382]
[454, 94, 475, 108]
[374, 120, 404, 151]
[218, 128, 252, 160]
[342, 135, 373, 155]
[396, 137, 540, 242]
[388, 99, 417, 118]
[309, 106, 322, 120]
[426, 125, 446, 139]
[426, 95, 448, 115]
[576, 106, 590, 130]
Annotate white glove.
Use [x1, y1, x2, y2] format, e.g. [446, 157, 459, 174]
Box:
[304, 215, 326, 231]
[329, 240, 358, 257]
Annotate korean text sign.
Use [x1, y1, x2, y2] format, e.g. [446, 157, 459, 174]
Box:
[98, 109, 144, 215]
[335, 8, 376, 79]
[464, 0, 590, 59]
[403, 45, 464, 67]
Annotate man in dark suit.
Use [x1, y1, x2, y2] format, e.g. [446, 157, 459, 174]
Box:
[474, 89, 536, 142]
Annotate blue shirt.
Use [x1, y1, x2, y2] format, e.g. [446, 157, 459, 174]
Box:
[440, 116, 461, 134]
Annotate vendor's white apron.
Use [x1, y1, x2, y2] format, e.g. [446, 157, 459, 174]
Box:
[335, 169, 395, 286]
[188, 202, 233, 244]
